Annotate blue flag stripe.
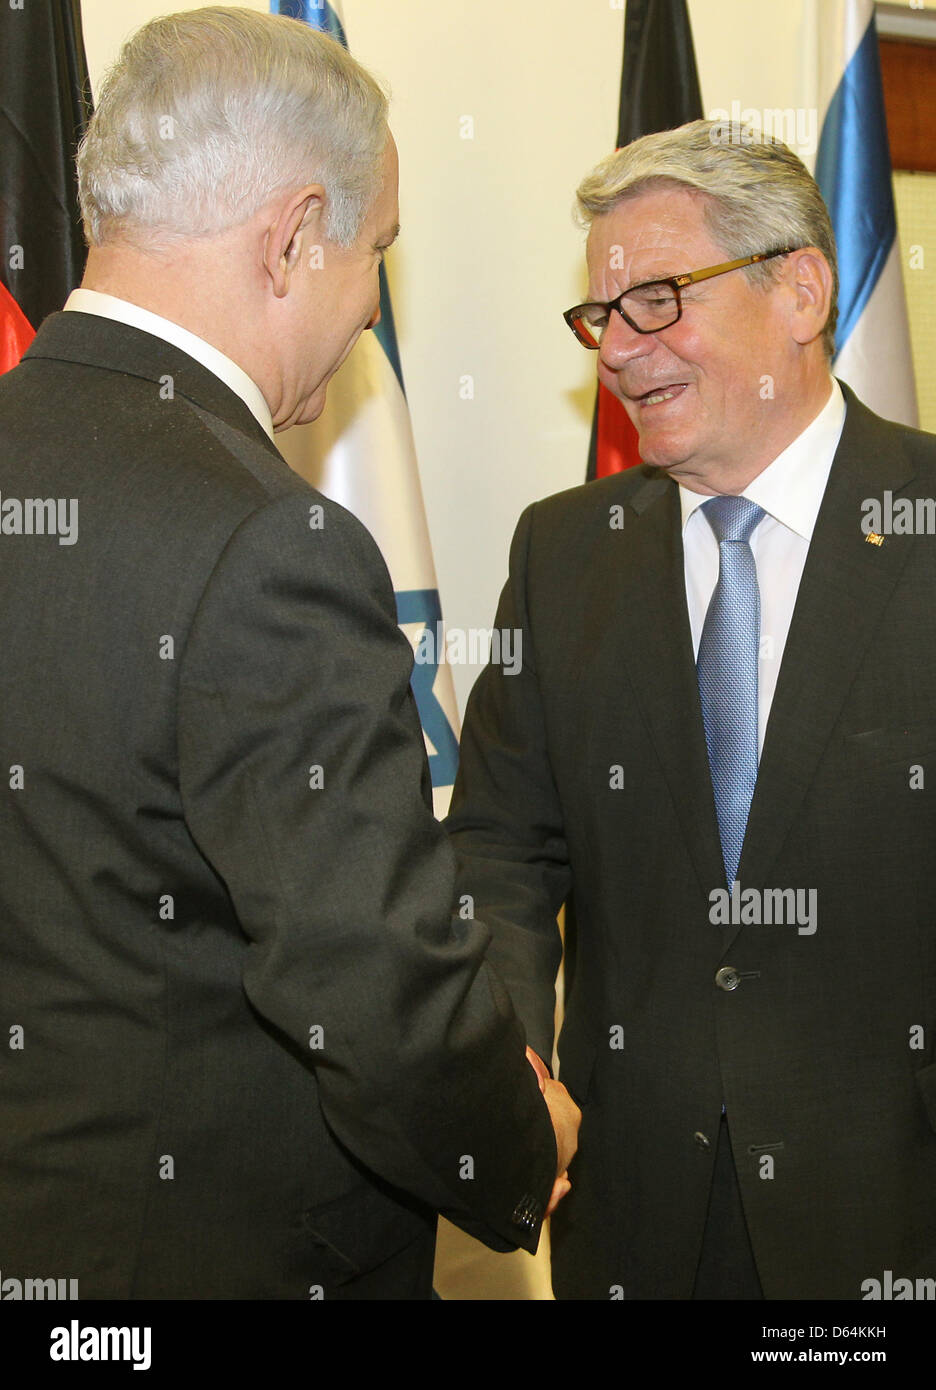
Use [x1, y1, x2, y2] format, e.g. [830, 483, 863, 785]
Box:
[273, 1, 407, 395]
[274, 0, 346, 46]
[272, 2, 457, 788]
[375, 265, 406, 395]
[396, 590, 460, 786]
[815, 16, 896, 358]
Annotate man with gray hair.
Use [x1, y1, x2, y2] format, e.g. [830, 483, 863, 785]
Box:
[0, 7, 578, 1299]
[448, 119, 936, 1299]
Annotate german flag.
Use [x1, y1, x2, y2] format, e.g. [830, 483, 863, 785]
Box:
[0, 0, 92, 373]
[587, 0, 704, 479]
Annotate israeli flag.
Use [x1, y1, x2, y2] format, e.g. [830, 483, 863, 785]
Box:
[814, 0, 918, 426]
[273, 0, 460, 815]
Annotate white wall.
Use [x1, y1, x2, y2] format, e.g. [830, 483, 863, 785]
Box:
[79, 0, 904, 712]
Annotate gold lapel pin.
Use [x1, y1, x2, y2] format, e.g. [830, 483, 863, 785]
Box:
[865, 532, 884, 547]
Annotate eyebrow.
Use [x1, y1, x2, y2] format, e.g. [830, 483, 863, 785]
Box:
[623, 271, 681, 291]
[592, 270, 706, 302]
[586, 272, 672, 303]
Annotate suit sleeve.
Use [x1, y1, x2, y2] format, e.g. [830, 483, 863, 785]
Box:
[445, 503, 571, 1065]
[176, 489, 556, 1252]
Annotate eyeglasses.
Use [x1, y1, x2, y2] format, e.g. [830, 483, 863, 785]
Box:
[563, 248, 799, 349]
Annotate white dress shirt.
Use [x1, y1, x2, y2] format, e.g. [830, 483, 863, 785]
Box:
[64, 287, 275, 442]
[680, 378, 846, 756]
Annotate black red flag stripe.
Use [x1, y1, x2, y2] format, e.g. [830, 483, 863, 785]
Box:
[0, 0, 92, 372]
[586, 0, 704, 480]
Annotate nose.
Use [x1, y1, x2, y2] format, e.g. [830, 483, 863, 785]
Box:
[598, 309, 657, 371]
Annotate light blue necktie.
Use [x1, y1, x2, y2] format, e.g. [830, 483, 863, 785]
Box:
[696, 496, 764, 887]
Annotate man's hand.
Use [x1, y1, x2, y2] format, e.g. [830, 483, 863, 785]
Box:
[526, 1046, 581, 1215]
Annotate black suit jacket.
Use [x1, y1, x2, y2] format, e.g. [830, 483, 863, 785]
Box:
[447, 384, 936, 1299]
[0, 311, 556, 1299]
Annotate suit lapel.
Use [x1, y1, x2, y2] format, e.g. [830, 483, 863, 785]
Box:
[608, 386, 917, 928]
[22, 311, 284, 464]
[608, 471, 726, 898]
[735, 387, 917, 913]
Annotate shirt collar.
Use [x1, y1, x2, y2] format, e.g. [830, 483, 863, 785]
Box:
[678, 378, 846, 540]
[64, 288, 275, 442]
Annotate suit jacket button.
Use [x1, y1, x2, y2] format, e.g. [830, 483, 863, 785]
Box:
[715, 966, 741, 991]
[511, 1193, 543, 1232]
[694, 1130, 711, 1149]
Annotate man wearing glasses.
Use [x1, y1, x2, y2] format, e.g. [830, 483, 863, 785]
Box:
[447, 119, 936, 1300]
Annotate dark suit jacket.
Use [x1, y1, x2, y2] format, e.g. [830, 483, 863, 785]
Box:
[447, 383, 936, 1299]
[0, 311, 556, 1299]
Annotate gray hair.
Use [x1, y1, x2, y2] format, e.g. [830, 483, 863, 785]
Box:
[77, 6, 389, 249]
[576, 120, 839, 358]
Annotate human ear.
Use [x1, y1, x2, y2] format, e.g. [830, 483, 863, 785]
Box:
[262, 185, 326, 299]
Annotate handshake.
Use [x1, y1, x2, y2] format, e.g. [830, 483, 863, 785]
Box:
[526, 1047, 582, 1216]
